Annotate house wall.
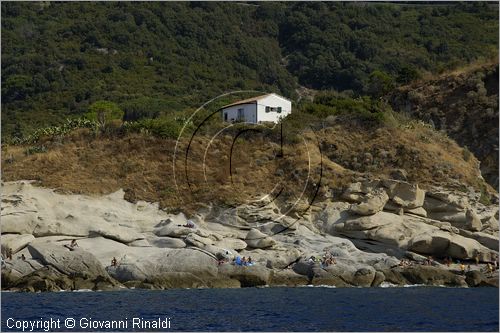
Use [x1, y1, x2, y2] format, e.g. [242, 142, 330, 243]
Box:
[220, 93, 292, 124]
[221, 103, 257, 123]
[256, 94, 292, 123]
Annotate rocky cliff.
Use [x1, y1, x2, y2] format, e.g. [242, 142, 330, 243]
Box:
[2, 179, 498, 291]
[389, 63, 499, 189]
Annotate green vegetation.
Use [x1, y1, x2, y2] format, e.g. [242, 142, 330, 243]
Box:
[85, 100, 123, 127]
[301, 92, 388, 123]
[10, 118, 98, 145]
[1, 1, 498, 139]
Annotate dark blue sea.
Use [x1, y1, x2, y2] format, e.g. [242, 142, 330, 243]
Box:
[1, 287, 498, 332]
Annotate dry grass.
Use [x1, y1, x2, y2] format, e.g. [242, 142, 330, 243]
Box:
[1, 116, 494, 210]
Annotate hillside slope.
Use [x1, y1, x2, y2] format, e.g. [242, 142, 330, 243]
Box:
[389, 62, 499, 189]
[1, 113, 494, 212]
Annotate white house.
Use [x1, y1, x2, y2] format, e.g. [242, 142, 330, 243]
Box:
[220, 93, 292, 124]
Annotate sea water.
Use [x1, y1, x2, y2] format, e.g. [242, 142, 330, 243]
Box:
[1, 287, 498, 331]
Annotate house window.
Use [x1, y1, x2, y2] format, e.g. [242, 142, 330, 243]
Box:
[266, 106, 282, 113]
[224, 112, 228, 121]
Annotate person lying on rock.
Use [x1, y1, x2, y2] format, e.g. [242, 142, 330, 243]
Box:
[111, 257, 118, 267]
[64, 239, 79, 251]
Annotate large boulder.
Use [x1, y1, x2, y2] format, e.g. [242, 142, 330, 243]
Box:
[465, 209, 482, 232]
[349, 190, 388, 216]
[1, 234, 35, 253]
[27, 243, 108, 279]
[245, 229, 276, 249]
[407, 232, 452, 255]
[447, 236, 490, 261]
[407, 231, 494, 260]
[383, 180, 425, 209]
[458, 230, 499, 251]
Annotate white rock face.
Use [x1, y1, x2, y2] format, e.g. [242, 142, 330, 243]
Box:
[27, 243, 109, 278]
[245, 228, 276, 249]
[1, 182, 169, 241]
[1, 180, 498, 289]
[1, 234, 35, 253]
[383, 180, 425, 209]
[215, 238, 247, 251]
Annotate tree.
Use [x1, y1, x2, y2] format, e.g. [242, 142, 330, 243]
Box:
[397, 66, 421, 85]
[367, 70, 395, 97]
[85, 101, 123, 127]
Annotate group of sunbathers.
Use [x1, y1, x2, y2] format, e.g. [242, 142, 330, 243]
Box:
[398, 258, 413, 267]
[321, 252, 336, 267]
[233, 256, 254, 266]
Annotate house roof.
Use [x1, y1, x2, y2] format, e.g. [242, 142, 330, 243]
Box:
[220, 93, 291, 109]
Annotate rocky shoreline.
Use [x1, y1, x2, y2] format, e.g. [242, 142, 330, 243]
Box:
[1, 180, 498, 292]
